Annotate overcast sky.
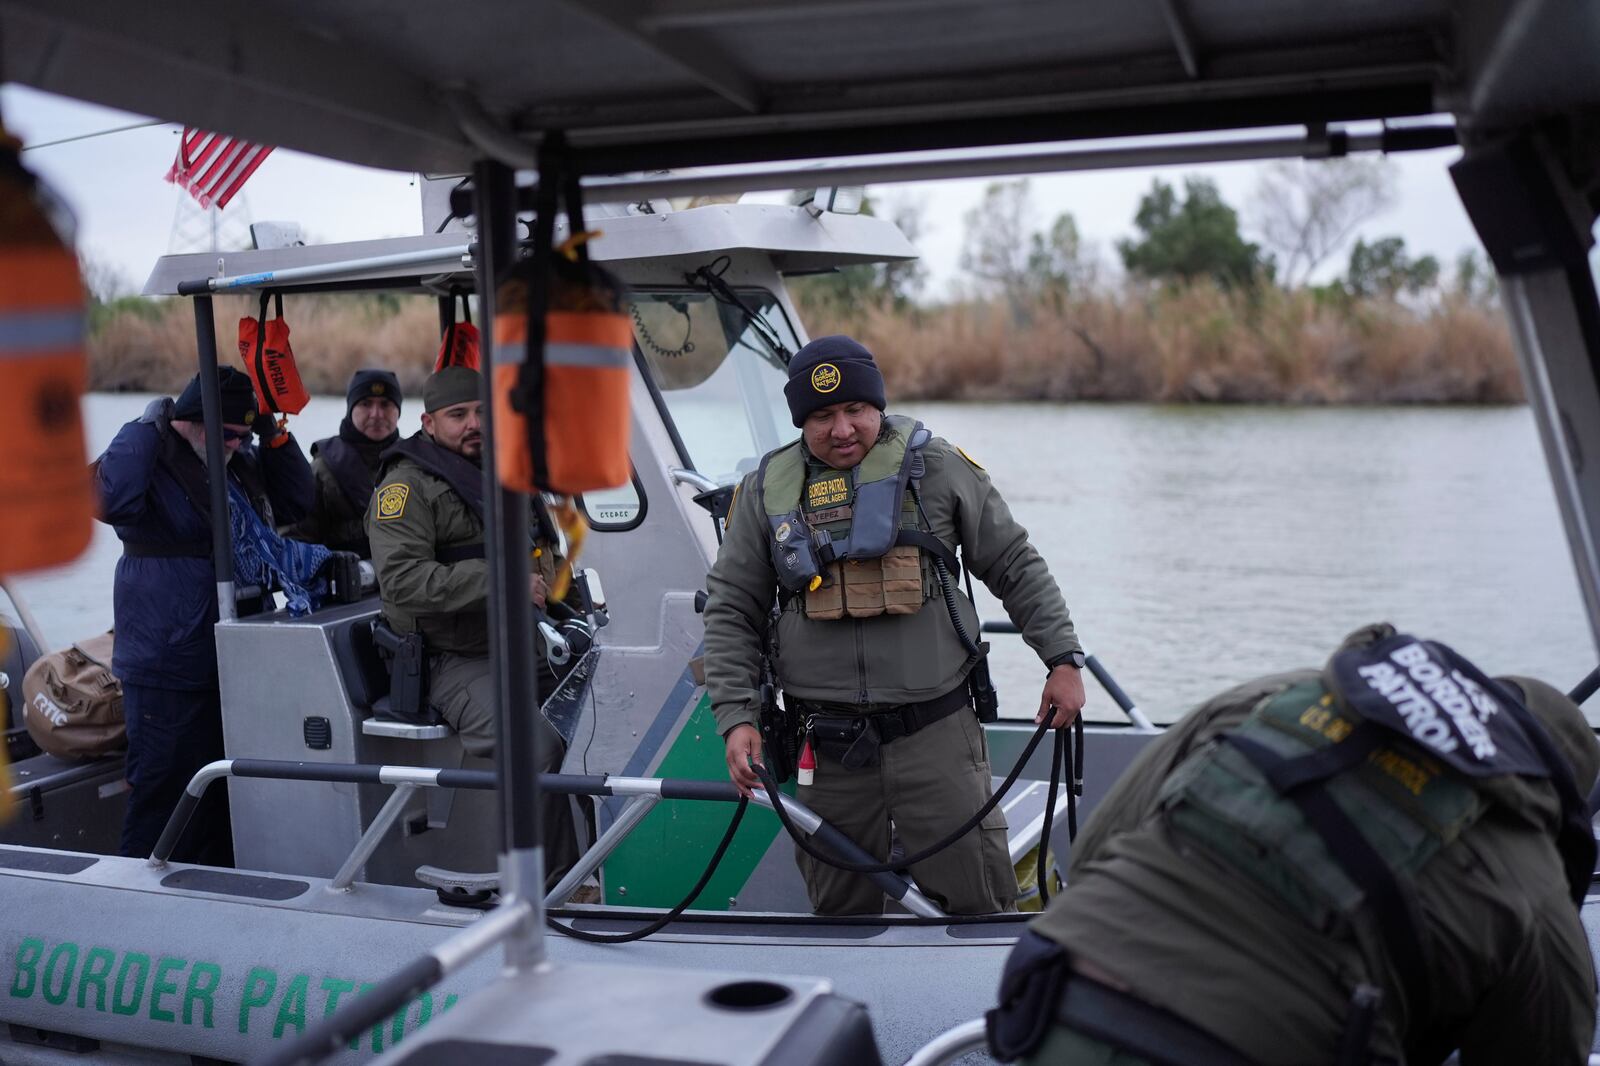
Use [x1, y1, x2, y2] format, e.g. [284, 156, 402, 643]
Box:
[4, 83, 1484, 299]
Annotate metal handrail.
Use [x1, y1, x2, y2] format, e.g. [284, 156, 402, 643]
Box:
[147, 758, 943, 916]
[979, 620, 1157, 731]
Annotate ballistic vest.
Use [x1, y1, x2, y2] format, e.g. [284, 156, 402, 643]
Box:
[756, 415, 957, 620]
[1159, 633, 1594, 1014]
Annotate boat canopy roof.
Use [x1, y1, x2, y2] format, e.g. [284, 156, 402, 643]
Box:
[8, 1, 1595, 176]
[140, 202, 916, 297]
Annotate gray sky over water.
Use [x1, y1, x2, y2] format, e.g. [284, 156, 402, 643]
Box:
[4, 83, 1482, 299]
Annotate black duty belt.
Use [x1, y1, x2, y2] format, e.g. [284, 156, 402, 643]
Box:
[1056, 971, 1260, 1066]
[122, 541, 210, 559]
[801, 682, 970, 746]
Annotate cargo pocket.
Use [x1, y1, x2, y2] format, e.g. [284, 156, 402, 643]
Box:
[958, 709, 991, 769]
[842, 557, 886, 618]
[881, 545, 925, 615]
[804, 560, 846, 620]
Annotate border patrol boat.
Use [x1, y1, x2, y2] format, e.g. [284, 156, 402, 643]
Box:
[3, 2, 1600, 1065]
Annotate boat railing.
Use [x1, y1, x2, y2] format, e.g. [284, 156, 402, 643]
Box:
[149, 758, 945, 916]
[980, 620, 1158, 731]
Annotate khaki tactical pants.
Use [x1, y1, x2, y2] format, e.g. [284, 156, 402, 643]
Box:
[795, 707, 1018, 915]
[429, 650, 580, 886]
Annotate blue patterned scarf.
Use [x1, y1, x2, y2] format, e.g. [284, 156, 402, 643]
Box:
[228, 482, 331, 616]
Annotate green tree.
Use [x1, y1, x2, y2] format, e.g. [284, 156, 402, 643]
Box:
[1345, 236, 1440, 299]
[1452, 248, 1499, 305]
[960, 179, 1089, 316]
[1117, 177, 1270, 288]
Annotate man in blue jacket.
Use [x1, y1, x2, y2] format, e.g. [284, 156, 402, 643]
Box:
[95, 367, 313, 864]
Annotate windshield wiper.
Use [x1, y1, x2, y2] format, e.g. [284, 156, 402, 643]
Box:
[685, 255, 792, 366]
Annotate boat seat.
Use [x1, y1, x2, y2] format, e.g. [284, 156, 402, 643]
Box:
[328, 614, 453, 741]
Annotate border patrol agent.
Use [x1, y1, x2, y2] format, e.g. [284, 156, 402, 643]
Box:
[704, 335, 1087, 915]
[365, 366, 577, 881]
[989, 623, 1600, 1065]
[292, 368, 402, 556]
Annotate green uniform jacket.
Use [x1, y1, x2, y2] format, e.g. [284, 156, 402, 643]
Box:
[1031, 668, 1597, 1065]
[292, 455, 368, 554]
[704, 431, 1081, 735]
[366, 456, 492, 657]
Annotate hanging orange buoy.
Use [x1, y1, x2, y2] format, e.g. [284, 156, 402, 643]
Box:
[493, 239, 633, 497]
[0, 125, 93, 575]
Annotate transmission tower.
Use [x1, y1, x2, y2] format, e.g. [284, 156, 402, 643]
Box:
[167, 188, 256, 255]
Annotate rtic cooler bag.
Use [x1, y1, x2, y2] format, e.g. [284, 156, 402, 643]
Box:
[238, 291, 310, 416]
[493, 252, 632, 495]
[22, 630, 124, 758]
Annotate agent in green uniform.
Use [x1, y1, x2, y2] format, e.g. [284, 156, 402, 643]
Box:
[365, 366, 576, 880]
[704, 335, 1087, 915]
[988, 623, 1599, 1066]
[291, 368, 402, 556]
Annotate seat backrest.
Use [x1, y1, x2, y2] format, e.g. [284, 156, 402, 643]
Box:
[330, 615, 389, 711]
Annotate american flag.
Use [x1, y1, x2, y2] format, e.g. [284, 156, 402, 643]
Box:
[165, 128, 275, 210]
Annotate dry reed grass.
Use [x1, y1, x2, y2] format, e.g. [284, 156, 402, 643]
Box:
[805, 281, 1520, 405]
[89, 295, 439, 395]
[88, 284, 1519, 404]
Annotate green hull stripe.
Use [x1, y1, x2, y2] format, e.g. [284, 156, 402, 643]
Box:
[601, 694, 791, 910]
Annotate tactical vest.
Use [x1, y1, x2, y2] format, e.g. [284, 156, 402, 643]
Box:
[756, 415, 957, 620]
[1159, 633, 1594, 1014]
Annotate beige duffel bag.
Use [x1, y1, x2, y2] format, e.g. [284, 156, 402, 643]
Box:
[22, 631, 125, 759]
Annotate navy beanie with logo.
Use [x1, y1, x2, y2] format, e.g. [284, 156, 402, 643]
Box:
[173, 366, 258, 426]
[783, 335, 886, 427]
[347, 368, 403, 415]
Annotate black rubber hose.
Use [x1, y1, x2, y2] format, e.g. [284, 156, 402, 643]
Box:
[1037, 726, 1064, 908]
[547, 797, 748, 944]
[1069, 716, 1084, 841]
[755, 716, 1051, 875]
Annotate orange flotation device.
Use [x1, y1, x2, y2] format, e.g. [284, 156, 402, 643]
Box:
[435, 292, 481, 372]
[0, 124, 94, 576]
[238, 291, 310, 421]
[493, 232, 632, 497]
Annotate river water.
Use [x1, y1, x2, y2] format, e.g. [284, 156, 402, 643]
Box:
[14, 395, 1594, 726]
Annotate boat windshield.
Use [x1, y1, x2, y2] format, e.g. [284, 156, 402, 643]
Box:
[631, 289, 800, 485]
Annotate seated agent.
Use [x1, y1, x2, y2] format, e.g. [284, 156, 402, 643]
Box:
[704, 335, 1087, 916]
[96, 366, 315, 864]
[366, 365, 577, 880]
[291, 368, 402, 556]
[989, 623, 1600, 1066]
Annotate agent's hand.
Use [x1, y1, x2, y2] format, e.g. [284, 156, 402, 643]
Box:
[530, 573, 548, 610]
[724, 723, 764, 797]
[1037, 664, 1086, 728]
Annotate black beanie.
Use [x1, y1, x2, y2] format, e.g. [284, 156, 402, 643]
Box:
[173, 366, 258, 426]
[783, 335, 886, 427]
[347, 368, 403, 415]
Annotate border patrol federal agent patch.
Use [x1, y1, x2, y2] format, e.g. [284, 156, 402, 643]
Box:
[956, 446, 984, 470]
[376, 483, 410, 521]
[811, 362, 841, 393]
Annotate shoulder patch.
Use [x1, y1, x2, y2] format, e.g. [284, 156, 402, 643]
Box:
[376, 483, 410, 521]
[956, 446, 985, 471]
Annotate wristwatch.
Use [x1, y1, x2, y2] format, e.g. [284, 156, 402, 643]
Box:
[1052, 650, 1087, 670]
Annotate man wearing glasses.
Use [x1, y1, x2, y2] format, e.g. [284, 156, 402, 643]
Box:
[95, 366, 314, 866]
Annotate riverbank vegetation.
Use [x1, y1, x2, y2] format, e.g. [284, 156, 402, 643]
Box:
[85, 161, 1517, 403]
